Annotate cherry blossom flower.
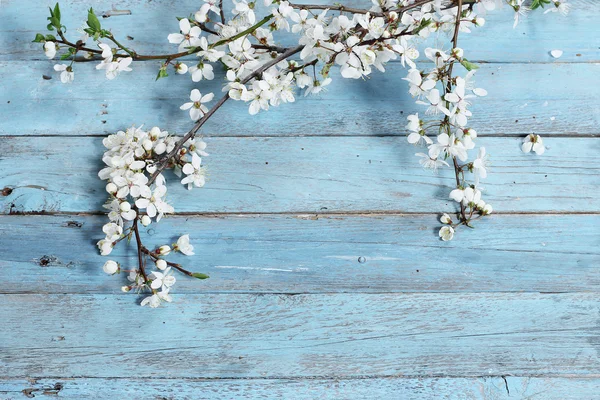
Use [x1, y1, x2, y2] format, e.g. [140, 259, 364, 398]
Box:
[44, 41, 57, 58]
[522, 134, 545, 155]
[175, 234, 195, 256]
[103, 260, 119, 275]
[472, 147, 489, 184]
[415, 153, 449, 171]
[544, 1, 570, 16]
[189, 62, 215, 82]
[195, 0, 221, 22]
[149, 267, 176, 290]
[180, 89, 214, 121]
[97, 57, 133, 80]
[439, 226, 454, 241]
[440, 213, 452, 224]
[168, 18, 202, 51]
[181, 153, 206, 189]
[53, 64, 74, 83]
[429, 133, 468, 162]
[141, 289, 173, 308]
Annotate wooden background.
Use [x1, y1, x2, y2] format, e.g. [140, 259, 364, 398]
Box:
[1, 0, 599, 398]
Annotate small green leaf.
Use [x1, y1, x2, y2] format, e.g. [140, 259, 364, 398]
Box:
[60, 53, 71, 60]
[54, 3, 61, 21]
[33, 33, 46, 43]
[47, 23, 55, 31]
[460, 58, 479, 71]
[191, 273, 209, 280]
[531, 0, 551, 10]
[87, 8, 102, 32]
[155, 68, 169, 81]
[45, 34, 57, 41]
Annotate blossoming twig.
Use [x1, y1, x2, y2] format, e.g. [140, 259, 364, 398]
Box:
[37, 0, 569, 305]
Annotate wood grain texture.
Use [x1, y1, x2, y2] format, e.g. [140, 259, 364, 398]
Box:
[2, 136, 599, 214]
[1, 61, 599, 136]
[1, 214, 599, 294]
[2, 0, 598, 62]
[1, 292, 600, 378]
[1, 0, 598, 397]
[3, 376, 600, 399]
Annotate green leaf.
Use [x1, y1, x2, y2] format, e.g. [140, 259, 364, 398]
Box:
[460, 58, 479, 71]
[47, 23, 55, 31]
[53, 3, 61, 21]
[60, 53, 71, 60]
[191, 273, 209, 280]
[87, 8, 102, 32]
[155, 68, 169, 81]
[531, 0, 551, 10]
[45, 34, 57, 41]
[33, 33, 46, 43]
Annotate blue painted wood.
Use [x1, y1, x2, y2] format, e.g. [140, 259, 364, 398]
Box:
[1, 293, 600, 378]
[1, 62, 599, 136]
[1, 0, 598, 397]
[3, 376, 600, 399]
[1, 0, 598, 62]
[2, 214, 598, 294]
[2, 136, 599, 214]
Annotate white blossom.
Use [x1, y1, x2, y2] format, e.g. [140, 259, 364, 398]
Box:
[439, 226, 454, 241]
[53, 64, 74, 83]
[522, 134, 545, 155]
[103, 260, 119, 275]
[168, 18, 202, 51]
[44, 41, 57, 59]
[175, 234, 194, 256]
[180, 89, 214, 121]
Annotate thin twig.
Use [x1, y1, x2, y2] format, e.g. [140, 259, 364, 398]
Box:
[132, 216, 149, 283]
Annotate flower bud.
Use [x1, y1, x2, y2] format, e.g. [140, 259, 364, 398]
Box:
[106, 182, 118, 194]
[121, 285, 131, 292]
[482, 204, 493, 215]
[440, 213, 452, 224]
[119, 202, 131, 212]
[156, 245, 171, 256]
[388, 11, 398, 21]
[103, 260, 119, 275]
[156, 259, 167, 270]
[141, 215, 151, 226]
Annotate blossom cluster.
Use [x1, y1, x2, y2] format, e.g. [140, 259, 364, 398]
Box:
[36, 0, 570, 304]
[97, 125, 209, 307]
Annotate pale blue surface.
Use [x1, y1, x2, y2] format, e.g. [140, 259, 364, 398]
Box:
[1, 0, 599, 399]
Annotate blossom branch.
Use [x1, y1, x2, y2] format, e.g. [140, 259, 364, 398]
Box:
[37, 0, 569, 305]
[149, 44, 304, 184]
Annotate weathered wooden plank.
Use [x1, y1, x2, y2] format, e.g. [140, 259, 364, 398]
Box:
[1, 0, 598, 62]
[1, 61, 598, 136]
[1, 292, 599, 378]
[2, 376, 600, 399]
[1, 214, 599, 294]
[1, 136, 598, 214]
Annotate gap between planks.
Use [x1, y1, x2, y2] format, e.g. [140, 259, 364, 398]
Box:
[4, 211, 600, 216]
[1, 133, 599, 138]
